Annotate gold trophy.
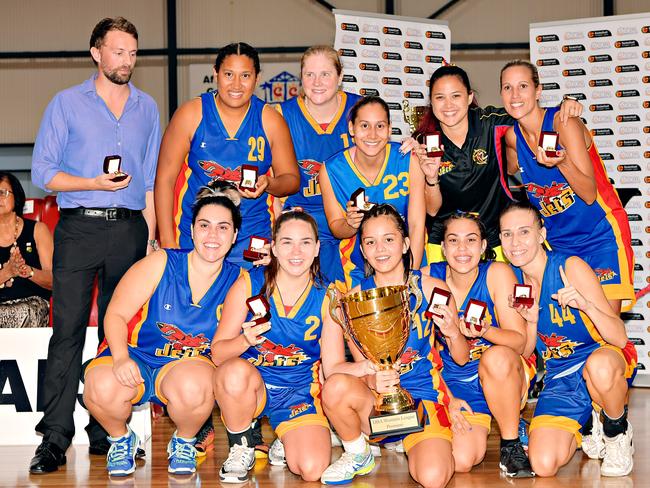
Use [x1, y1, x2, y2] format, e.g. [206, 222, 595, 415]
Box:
[328, 274, 424, 438]
[402, 99, 428, 137]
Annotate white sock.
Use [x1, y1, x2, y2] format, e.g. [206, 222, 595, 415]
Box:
[107, 426, 131, 442]
[342, 434, 368, 455]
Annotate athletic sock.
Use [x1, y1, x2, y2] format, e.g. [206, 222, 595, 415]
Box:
[602, 407, 628, 438]
[341, 434, 368, 455]
[500, 438, 519, 449]
[226, 425, 255, 448]
[582, 411, 594, 435]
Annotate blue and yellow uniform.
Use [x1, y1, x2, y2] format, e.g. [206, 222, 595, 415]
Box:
[513, 252, 637, 442]
[325, 142, 411, 289]
[279, 91, 361, 284]
[241, 267, 329, 438]
[514, 106, 634, 308]
[360, 271, 452, 452]
[173, 94, 273, 267]
[428, 261, 536, 430]
[87, 249, 242, 405]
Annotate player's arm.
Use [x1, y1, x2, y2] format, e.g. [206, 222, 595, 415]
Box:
[154, 98, 202, 248]
[422, 275, 470, 365]
[211, 274, 271, 365]
[483, 262, 526, 354]
[262, 105, 300, 197]
[319, 164, 360, 239]
[104, 251, 168, 363]
[555, 257, 627, 348]
[545, 115, 597, 204]
[407, 153, 426, 268]
[505, 127, 520, 175]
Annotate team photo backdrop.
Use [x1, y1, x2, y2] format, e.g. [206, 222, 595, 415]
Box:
[530, 12, 650, 383]
[334, 9, 451, 141]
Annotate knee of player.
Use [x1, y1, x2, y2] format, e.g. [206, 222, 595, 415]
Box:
[288, 455, 329, 482]
[584, 352, 624, 387]
[452, 449, 480, 473]
[528, 448, 560, 477]
[321, 373, 356, 407]
[479, 345, 518, 378]
[412, 461, 454, 488]
[84, 370, 126, 405]
[165, 377, 213, 409]
[214, 358, 257, 395]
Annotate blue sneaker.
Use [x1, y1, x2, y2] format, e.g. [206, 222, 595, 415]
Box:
[518, 418, 529, 451]
[320, 448, 375, 485]
[107, 429, 140, 477]
[167, 433, 197, 475]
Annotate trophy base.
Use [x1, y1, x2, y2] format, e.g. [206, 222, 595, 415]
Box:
[368, 409, 423, 439]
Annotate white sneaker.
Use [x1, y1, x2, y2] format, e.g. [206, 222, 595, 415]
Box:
[321, 448, 375, 485]
[269, 438, 286, 467]
[219, 438, 256, 483]
[601, 424, 634, 477]
[383, 440, 405, 453]
[330, 431, 342, 447]
[582, 410, 605, 460]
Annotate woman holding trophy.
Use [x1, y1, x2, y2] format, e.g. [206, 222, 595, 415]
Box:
[405, 65, 582, 263]
[319, 96, 428, 290]
[320, 204, 471, 487]
[210, 209, 360, 484]
[425, 212, 535, 478]
[499, 60, 634, 314]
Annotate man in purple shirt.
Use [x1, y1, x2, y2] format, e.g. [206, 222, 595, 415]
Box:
[29, 17, 160, 474]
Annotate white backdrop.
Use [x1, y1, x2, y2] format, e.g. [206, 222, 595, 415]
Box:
[530, 12, 650, 384]
[333, 9, 451, 141]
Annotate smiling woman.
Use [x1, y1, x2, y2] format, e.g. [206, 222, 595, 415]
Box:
[154, 42, 299, 268]
[318, 96, 426, 289]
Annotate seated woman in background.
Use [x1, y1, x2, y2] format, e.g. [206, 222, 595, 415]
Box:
[0, 171, 52, 328]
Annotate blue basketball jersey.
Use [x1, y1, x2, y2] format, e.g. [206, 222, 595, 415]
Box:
[241, 267, 327, 386]
[428, 262, 497, 381]
[325, 142, 411, 288]
[280, 91, 361, 243]
[360, 271, 448, 404]
[514, 106, 627, 256]
[100, 249, 242, 368]
[173, 94, 273, 264]
[512, 252, 604, 380]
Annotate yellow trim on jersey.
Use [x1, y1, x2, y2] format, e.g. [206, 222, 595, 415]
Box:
[402, 400, 453, 452]
[297, 91, 348, 135]
[174, 163, 193, 247]
[343, 144, 391, 187]
[463, 411, 492, 431]
[271, 280, 314, 319]
[186, 252, 224, 306]
[130, 250, 168, 346]
[579, 310, 607, 346]
[242, 271, 253, 298]
[215, 97, 252, 140]
[275, 413, 330, 438]
[530, 414, 582, 445]
[339, 237, 357, 290]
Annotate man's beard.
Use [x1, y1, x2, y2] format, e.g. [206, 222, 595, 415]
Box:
[104, 66, 133, 85]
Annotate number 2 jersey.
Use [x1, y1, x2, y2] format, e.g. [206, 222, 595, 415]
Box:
[240, 267, 327, 387]
[360, 270, 449, 404]
[96, 248, 242, 367]
[173, 93, 273, 265]
[324, 141, 411, 288]
[513, 251, 636, 381]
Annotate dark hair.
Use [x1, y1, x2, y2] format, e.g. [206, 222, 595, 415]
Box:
[348, 96, 391, 125]
[499, 200, 544, 230]
[262, 209, 324, 297]
[442, 212, 496, 262]
[89, 17, 138, 65]
[500, 60, 540, 88]
[359, 204, 412, 282]
[191, 181, 242, 231]
[214, 42, 261, 75]
[415, 65, 480, 137]
[0, 172, 26, 217]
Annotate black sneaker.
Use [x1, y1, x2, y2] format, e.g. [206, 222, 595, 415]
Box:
[251, 419, 268, 459]
[195, 418, 215, 457]
[500, 441, 534, 478]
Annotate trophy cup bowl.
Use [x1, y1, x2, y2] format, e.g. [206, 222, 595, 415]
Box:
[402, 99, 429, 138]
[327, 277, 424, 437]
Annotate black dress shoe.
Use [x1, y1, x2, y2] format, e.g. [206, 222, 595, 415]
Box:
[89, 436, 145, 458]
[29, 442, 66, 474]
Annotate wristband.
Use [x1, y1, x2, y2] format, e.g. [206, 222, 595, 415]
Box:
[425, 177, 439, 187]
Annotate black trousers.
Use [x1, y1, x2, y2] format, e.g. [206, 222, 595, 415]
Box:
[35, 213, 147, 451]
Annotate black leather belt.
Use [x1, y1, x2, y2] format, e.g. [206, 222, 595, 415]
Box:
[60, 207, 142, 220]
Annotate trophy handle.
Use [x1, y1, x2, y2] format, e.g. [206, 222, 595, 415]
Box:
[407, 273, 423, 327]
[326, 286, 351, 341]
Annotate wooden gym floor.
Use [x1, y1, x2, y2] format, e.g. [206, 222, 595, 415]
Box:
[2, 388, 646, 487]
